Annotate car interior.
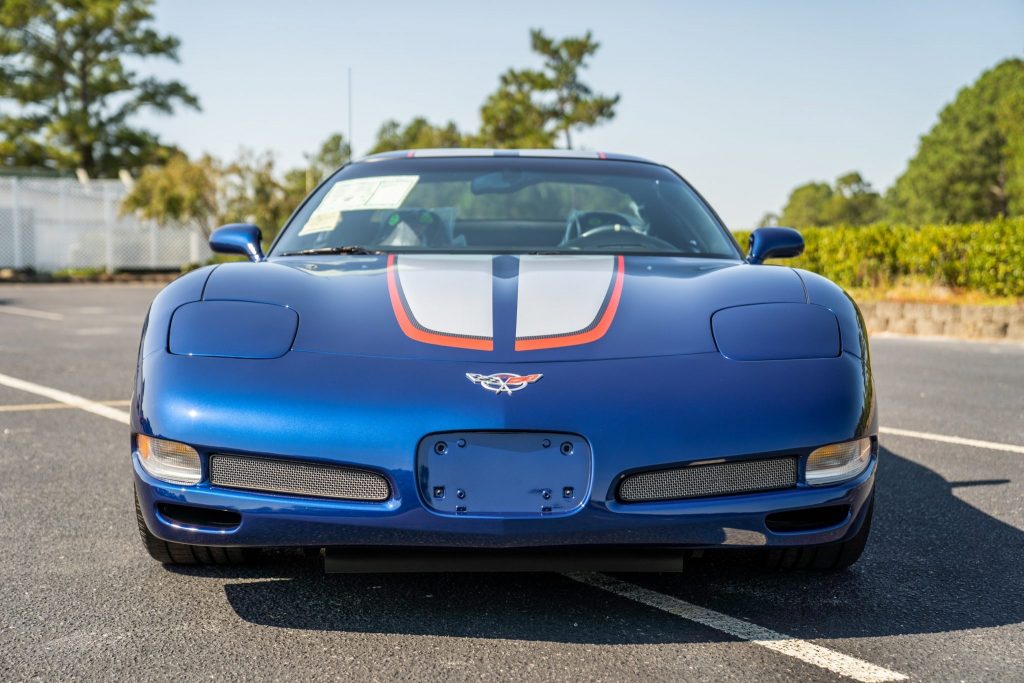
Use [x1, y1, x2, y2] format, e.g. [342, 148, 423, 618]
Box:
[276, 168, 740, 258]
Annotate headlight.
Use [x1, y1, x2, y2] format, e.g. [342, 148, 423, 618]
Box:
[168, 300, 298, 359]
[137, 435, 202, 485]
[806, 437, 872, 485]
[712, 303, 840, 361]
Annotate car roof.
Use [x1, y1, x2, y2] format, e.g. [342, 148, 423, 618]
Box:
[358, 148, 657, 165]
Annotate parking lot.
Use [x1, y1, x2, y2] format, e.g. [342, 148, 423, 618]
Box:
[1, 283, 1022, 682]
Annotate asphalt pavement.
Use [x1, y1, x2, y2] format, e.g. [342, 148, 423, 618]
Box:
[1, 283, 1022, 682]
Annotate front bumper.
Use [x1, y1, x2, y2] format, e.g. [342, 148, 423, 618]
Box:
[134, 455, 875, 549]
[133, 349, 877, 550]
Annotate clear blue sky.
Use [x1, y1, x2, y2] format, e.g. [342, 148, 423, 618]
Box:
[137, 0, 1024, 228]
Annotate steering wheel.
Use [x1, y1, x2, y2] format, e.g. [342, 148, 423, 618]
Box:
[562, 211, 678, 251]
[563, 227, 680, 251]
[563, 211, 639, 243]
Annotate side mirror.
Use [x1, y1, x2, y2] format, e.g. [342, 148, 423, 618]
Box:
[210, 224, 264, 262]
[746, 227, 804, 265]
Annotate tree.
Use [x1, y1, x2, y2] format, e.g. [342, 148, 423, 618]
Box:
[477, 69, 556, 148]
[369, 117, 468, 154]
[887, 58, 1024, 223]
[282, 131, 351, 205]
[120, 153, 221, 236]
[221, 149, 292, 236]
[757, 212, 780, 228]
[0, 0, 199, 177]
[380, 29, 619, 152]
[528, 29, 619, 149]
[995, 87, 1024, 217]
[777, 172, 883, 227]
[830, 172, 884, 225]
[780, 181, 834, 227]
[123, 132, 356, 242]
[122, 151, 292, 239]
[307, 132, 351, 177]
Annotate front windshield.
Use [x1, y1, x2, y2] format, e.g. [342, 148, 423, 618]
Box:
[271, 157, 741, 258]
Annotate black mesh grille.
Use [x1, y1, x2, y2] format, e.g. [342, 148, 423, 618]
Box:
[618, 457, 798, 503]
[209, 454, 390, 502]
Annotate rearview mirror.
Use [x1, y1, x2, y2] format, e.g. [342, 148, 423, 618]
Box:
[470, 170, 538, 195]
[746, 227, 804, 265]
[210, 224, 264, 262]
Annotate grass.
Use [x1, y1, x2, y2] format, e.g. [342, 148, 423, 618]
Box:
[51, 267, 108, 280]
[848, 279, 1023, 307]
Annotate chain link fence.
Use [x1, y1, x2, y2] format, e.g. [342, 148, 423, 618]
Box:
[0, 176, 210, 272]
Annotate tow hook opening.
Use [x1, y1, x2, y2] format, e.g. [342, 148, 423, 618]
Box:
[157, 503, 242, 530]
[765, 504, 850, 533]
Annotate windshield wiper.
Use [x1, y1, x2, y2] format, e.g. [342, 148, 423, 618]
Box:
[278, 246, 382, 256]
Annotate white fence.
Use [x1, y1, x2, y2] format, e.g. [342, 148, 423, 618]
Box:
[0, 177, 210, 272]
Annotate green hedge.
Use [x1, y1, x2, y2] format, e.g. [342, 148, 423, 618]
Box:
[733, 218, 1024, 298]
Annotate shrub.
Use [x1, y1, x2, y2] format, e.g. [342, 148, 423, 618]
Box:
[733, 218, 1024, 297]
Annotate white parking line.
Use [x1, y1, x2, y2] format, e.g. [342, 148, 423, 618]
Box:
[74, 327, 123, 336]
[0, 305, 64, 321]
[0, 373, 130, 425]
[0, 369, 995, 680]
[566, 573, 907, 682]
[871, 331, 1024, 348]
[880, 426, 1024, 454]
[0, 399, 131, 413]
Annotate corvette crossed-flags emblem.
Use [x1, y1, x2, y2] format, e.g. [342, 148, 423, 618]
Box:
[465, 372, 543, 395]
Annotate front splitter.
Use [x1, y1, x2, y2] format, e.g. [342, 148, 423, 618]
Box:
[323, 546, 685, 573]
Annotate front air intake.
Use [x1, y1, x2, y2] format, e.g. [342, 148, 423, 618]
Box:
[618, 456, 798, 503]
[209, 454, 390, 502]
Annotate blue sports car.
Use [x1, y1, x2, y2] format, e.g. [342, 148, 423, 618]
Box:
[132, 149, 876, 572]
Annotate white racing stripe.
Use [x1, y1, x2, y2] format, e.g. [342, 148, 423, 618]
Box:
[395, 254, 493, 339]
[880, 426, 1024, 454]
[0, 372, 130, 425]
[0, 305, 64, 321]
[566, 573, 907, 682]
[516, 255, 615, 338]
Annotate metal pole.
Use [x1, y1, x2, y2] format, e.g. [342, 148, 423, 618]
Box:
[149, 219, 158, 269]
[189, 228, 201, 265]
[11, 177, 21, 270]
[348, 67, 353, 158]
[103, 182, 114, 274]
[59, 179, 68, 268]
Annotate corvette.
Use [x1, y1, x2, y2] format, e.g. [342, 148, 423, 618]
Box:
[132, 149, 876, 571]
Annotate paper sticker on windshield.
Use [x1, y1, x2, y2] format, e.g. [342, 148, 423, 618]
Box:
[297, 210, 341, 236]
[320, 175, 418, 212]
[298, 175, 418, 236]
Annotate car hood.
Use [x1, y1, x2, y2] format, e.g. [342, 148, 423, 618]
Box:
[200, 254, 807, 362]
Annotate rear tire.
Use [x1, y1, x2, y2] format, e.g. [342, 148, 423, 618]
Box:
[763, 494, 873, 571]
[134, 488, 255, 565]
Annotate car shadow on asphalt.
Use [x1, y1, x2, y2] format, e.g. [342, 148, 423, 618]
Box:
[169, 447, 1023, 643]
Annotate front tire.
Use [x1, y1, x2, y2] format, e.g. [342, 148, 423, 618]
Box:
[763, 494, 874, 571]
[134, 489, 255, 565]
